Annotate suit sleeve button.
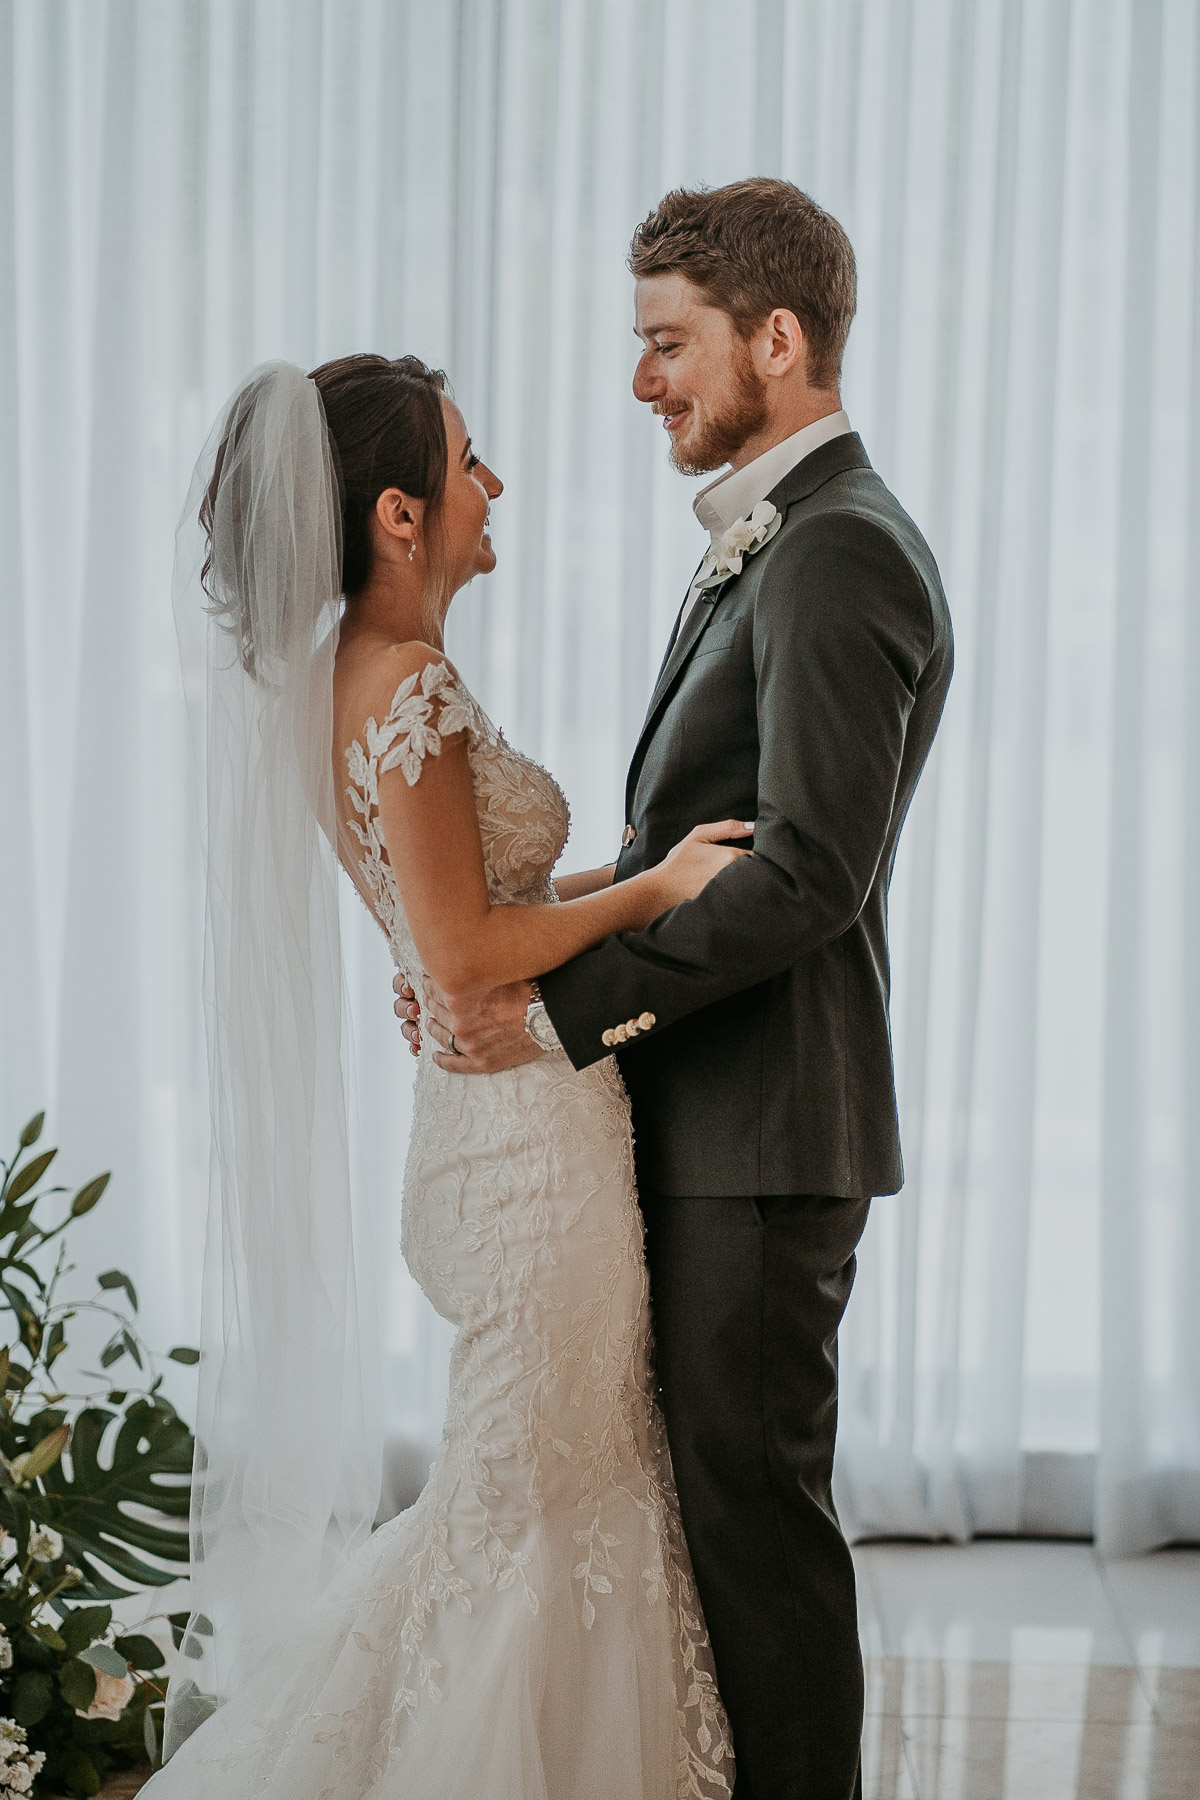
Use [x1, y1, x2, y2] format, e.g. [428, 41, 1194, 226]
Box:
[638, 1012, 656, 1030]
[602, 1029, 616, 1047]
[621, 824, 637, 848]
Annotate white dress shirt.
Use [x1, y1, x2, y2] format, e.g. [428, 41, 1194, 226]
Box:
[680, 408, 852, 626]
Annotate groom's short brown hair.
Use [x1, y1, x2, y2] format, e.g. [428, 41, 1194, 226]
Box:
[628, 178, 857, 389]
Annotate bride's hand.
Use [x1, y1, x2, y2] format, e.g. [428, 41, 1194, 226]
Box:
[652, 820, 754, 909]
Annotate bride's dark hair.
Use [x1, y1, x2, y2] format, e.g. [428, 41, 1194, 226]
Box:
[309, 353, 449, 595]
[198, 355, 449, 677]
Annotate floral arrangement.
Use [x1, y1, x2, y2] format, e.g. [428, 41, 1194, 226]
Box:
[0, 1114, 197, 1796]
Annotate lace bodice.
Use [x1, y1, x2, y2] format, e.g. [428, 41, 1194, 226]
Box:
[343, 660, 570, 976]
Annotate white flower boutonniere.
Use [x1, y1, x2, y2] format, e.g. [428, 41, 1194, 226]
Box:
[696, 500, 783, 592]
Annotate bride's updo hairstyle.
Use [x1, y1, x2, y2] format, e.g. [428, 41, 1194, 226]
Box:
[309, 352, 449, 597]
[198, 354, 449, 678]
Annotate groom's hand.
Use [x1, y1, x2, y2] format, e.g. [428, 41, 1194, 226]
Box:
[391, 973, 543, 1074]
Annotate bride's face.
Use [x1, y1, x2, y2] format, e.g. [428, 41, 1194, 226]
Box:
[439, 399, 503, 592]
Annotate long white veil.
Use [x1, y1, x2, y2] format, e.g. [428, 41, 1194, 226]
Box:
[166, 363, 380, 1755]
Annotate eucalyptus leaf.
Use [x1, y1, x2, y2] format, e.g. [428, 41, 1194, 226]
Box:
[78, 1641, 131, 1678]
[58, 1655, 97, 1713]
[144, 1701, 160, 1765]
[58, 1603, 113, 1656]
[167, 1346, 200, 1365]
[114, 1631, 165, 1671]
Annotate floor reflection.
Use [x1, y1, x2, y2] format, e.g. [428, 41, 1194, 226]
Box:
[853, 1541, 1200, 1800]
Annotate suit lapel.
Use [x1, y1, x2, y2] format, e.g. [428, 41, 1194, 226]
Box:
[625, 578, 733, 809]
[624, 433, 873, 815]
[645, 578, 727, 720]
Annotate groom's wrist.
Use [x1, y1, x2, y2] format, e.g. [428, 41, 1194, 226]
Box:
[523, 979, 561, 1053]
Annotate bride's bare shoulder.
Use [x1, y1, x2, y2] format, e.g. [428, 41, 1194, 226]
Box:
[336, 638, 464, 730]
[334, 641, 475, 795]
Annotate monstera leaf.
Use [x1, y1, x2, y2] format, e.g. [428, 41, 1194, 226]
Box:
[34, 1400, 192, 1598]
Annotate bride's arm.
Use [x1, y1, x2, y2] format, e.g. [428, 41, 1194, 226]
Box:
[376, 740, 744, 991]
[353, 653, 747, 993]
[552, 865, 615, 901]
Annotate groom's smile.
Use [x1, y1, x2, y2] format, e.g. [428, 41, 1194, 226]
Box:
[633, 272, 770, 477]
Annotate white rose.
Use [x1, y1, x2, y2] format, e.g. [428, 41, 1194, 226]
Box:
[26, 1525, 63, 1563]
[0, 1631, 10, 1673]
[79, 1670, 135, 1722]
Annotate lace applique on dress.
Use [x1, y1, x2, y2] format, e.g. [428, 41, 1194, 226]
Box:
[344, 660, 573, 979]
[349, 659, 476, 792]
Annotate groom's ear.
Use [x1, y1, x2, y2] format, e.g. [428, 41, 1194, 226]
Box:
[752, 307, 807, 383]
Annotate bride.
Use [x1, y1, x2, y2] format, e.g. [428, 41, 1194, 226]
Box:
[149, 355, 741, 1797]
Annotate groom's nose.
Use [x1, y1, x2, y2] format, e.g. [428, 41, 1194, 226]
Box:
[632, 351, 667, 404]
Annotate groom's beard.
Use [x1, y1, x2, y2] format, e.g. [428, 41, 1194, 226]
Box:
[665, 344, 770, 477]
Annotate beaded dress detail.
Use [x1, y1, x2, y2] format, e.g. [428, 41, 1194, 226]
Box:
[149, 661, 732, 1800]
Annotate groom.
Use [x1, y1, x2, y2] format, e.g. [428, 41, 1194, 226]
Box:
[399, 178, 952, 1800]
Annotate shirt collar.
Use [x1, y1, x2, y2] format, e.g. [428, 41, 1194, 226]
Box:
[692, 409, 852, 540]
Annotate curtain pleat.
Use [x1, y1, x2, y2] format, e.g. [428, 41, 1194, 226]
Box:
[2, 0, 1196, 1547]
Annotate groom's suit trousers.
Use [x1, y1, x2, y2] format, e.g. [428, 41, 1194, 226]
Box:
[641, 1190, 870, 1800]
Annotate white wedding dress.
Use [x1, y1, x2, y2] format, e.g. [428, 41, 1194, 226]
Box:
[152, 660, 733, 1800]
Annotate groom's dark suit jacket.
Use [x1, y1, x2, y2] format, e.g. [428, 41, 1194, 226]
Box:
[539, 433, 952, 1199]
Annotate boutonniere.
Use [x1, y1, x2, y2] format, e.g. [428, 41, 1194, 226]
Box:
[695, 500, 783, 592]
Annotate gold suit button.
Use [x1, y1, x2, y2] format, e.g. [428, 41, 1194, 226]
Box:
[613, 1023, 629, 1043]
[624, 1018, 641, 1036]
[601, 1029, 616, 1047]
[638, 1012, 656, 1030]
[621, 824, 637, 848]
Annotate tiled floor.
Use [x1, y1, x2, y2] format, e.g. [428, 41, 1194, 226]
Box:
[853, 1540, 1200, 1800]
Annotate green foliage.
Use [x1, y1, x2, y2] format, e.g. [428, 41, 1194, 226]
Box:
[0, 1114, 201, 1795]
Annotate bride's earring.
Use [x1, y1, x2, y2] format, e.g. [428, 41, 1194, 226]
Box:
[408, 534, 418, 563]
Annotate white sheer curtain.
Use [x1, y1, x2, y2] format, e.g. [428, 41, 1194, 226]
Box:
[1, 0, 1196, 1554]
